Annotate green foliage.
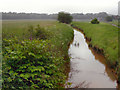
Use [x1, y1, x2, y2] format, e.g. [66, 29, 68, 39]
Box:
[91, 18, 100, 24]
[106, 16, 113, 22]
[109, 20, 118, 27]
[2, 21, 74, 89]
[35, 25, 46, 39]
[28, 24, 47, 40]
[71, 21, 119, 81]
[2, 20, 56, 40]
[72, 22, 118, 64]
[58, 12, 73, 24]
[2, 39, 65, 89]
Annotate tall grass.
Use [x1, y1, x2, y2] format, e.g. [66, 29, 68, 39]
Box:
[2, 20, 56, 39]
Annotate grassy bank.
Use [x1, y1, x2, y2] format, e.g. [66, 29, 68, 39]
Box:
[2, 20, 74, 89]
[109, 20, 118, 26]
[71, 21, 119, 80]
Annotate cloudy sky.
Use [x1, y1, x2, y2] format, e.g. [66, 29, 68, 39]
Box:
[0, 0, 119, 15]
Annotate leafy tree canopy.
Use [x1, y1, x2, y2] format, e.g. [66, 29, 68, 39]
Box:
[58, 12, 73, 24]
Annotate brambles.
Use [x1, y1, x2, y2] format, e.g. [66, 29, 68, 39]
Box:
[91, 18, 100, 24]
[2, 21, 74, 89]
[2, 39, 65, 89]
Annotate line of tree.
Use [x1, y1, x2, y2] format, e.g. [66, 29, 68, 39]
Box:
[1, 12, 119, 21]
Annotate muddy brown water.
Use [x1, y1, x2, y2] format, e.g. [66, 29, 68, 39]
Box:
[65, 29, 117, 88]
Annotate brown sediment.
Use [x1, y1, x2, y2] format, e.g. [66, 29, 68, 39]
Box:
[91, 45, 104, 54]
[85, 37, 91, 42]
[71, 25, 119, 85]
[64, 34, 74, 85]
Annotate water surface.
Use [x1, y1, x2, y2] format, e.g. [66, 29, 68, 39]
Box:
[66, 29, 117, 88]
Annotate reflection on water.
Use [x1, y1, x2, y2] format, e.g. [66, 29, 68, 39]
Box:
[65, 29, 117, 88]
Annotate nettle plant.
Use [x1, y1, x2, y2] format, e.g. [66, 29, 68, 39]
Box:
[2, 38, 66, 89]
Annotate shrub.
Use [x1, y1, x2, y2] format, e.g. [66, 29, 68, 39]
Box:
[28, 25, 47, 40]
[91, 18, 100, 24]
[35, 25, 46, 39]
[2, 39, 66, 89]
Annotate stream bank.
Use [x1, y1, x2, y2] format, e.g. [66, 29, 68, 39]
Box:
[71, 25, 119, 82]
[65, 28, 117, 88]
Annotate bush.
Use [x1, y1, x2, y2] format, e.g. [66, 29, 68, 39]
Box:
[28, 25, 47, 40]
[91, 18, 100, 24]
[2, 39, 66, 89]
[58, 12, 73, 24]
[2, 23, 74, 89]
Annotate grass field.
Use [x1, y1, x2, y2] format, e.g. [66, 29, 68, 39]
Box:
[3, 20, 56, 39]
[109, 20, 118, 26]
[3, 20, 74, 57]
[2, 20, 74, 89]
[71, 22, 119, 73]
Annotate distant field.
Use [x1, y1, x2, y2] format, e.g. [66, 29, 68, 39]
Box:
[2, 20, 57, 39]
[72, 22, 118, 68]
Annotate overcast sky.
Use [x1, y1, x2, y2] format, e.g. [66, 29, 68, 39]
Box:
[0, 0, 119, 15]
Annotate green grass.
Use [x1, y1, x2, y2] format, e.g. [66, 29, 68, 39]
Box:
[72, 22, 118, 68]
[109, 20, 118, 26]
[2, 20, 73, 55]
[2, 20, 74, 89]
[2, 20, 56, 39]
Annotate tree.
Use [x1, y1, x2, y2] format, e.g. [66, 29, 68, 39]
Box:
[58, 12, 73, 24]
[91, 18, 100, 24]
[105, 16, 113, 22]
